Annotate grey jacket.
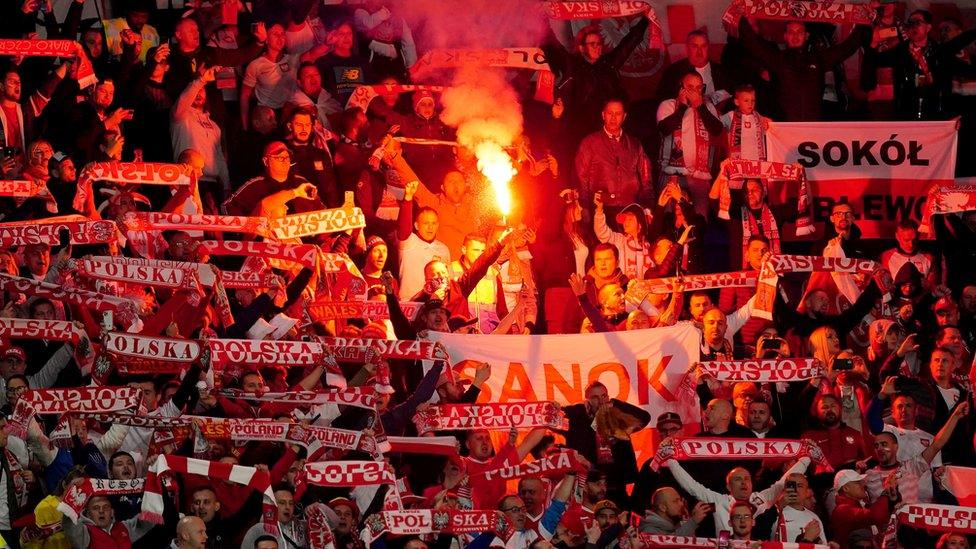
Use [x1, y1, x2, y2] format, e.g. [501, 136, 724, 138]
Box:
[638, 511, 699, 536]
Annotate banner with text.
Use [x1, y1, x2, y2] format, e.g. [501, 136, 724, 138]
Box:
[429, 324, 701, 463]
[766, 121, 958, 239]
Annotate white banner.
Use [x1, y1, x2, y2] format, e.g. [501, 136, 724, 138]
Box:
[766, 121, 958, 238]
[429, 323, 701, 462]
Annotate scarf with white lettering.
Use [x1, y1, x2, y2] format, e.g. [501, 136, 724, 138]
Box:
[742, 204, 781, 266]
[754, 256, 779, 321]
[142, 455, 277, 534]
[410, 48, 555, 102]
[9, 387, 142, 442]
[637, 534, 829, 548]
[0, 179, 44, 198]
[413, 402, 568, 434]
[467, 449, 586, 484]
[0, 273, 141, 331]
[317, 336, 449, 362]
[697, 358, 824, 382]
[271, 207, 367, 240]
[728, 111, 767, 161]
[74, 162, 195, 217]
[199, 240, 319, 269]
[346, 84, 445, 112]
[0, 317, 83, 344]
[362, 510, 510, 544]
[626, 271, 757, 304]
[306, 503, 337, 549]
[0, 218, 119, 247]
[386, 436, 461, 458]
[307, 300, 424, 321]
[186, 418, 378, 459]
[58, 478, 145, 523]
[722, 0, 875, 26]
[650, 438, 830, 472]
[0, 39, 96, 88]
[294, 461, 397, 500]
[72, 258, 205, 305]
[544, 1, 664, 50]
[713, 159, 812, 238]
[216, 387, 377, 410]
[897, 503, 976, 534]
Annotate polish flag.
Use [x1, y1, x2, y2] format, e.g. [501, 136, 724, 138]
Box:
[943, 466, 976, 506]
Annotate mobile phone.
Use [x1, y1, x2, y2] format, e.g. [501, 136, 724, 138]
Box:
[2, 147, 19, 159]
[717, 530, 731, 549]
[58, 228, 71, 249]
[785, 480, 798, 491]
[833, 358, 854, 371]
[878, 27, 899, 40]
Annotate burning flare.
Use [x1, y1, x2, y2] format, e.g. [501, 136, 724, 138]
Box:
[475, 142, 516, 219]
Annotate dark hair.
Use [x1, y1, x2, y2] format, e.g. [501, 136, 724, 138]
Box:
[896, 219, 919, 232]
[4, 374, 27, 388]
[254, 535, 279, 548]
[575, 24, 602, 48]
[191, 485, 218, 498]
[286, 106, 315, 125]
[909, 9, 933, 24]
[734, 83, 756, 96]
[108, 451, 135, 469]
[28, 298, 55, 316]
[686, 29, 708, 43]
[592, 242, 618, 260]
[746, 235, 770, 247]
[416, 206, 438, 219]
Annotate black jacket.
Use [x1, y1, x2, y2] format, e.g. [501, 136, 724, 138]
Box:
[738, 19, 870, 121]
[654, 58, 736, 108]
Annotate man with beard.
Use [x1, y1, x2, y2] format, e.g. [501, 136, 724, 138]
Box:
[285, 108, 340, 207]
[868, 378, 941, 465]
[801, 394, 871, 471]
[171, 67, 230, 192]
[223, 141, 322, 218]
[639, 487, 709, 535]
[864, 402, 969, 505]
[189, 487, 229, 549]
[58, 78, 134, 166]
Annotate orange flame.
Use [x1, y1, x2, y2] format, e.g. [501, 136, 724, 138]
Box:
[475, 142, 516, 219]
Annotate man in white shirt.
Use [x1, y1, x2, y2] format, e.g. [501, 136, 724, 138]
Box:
[397, 181, 450, 300]
[773, 473, 824, 544]
[241, 24, 300, 126]
[663, 440, 811, 536]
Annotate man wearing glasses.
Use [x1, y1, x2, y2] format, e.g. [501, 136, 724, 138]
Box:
[224, 140, 322, 217]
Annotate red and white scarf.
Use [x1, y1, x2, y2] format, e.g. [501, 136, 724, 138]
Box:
[0, 179, 44, 198]
[294, 460, 397, 499]
[104, 331, 201, 365]
[544, 0, 664, 50]
[346, 84, 444, 111]
[220, 269, 284, 291]
[637, 534, 828, 548]
[72, 258, 205, 305]
[306, 503, 337, 549]
[0, 39, 96, 88]
[766, 254, 880, 276]
[386, 436, 461, 458]
[0, 273, 141, 330]
[271, 207, 367, 240]
[0, 317, 83, 344]
[318, 336, 449, 362]
[74, 161, 195, 216]
[667, 106, 712, 180]
[467, 449, 586, 484]
[697, 358, 824, 382]
[142, 455, 277, 533]
[199, 240, 319, 269]
[190, 418, 377, 458]
[715, 159, 812, 238]
[741, 203, 782, 266]
[728, 111, 767, 161]
[897, 503, 976, 535]
[122, 211, 271, 237]
[58, 478, 145, 523]
[307, 300, 423, 321]
[754, 257, 779, 321]
[10, 386, 142, 442]
[722, 0, 875, 26]
[410, 48, 554, 103]
[207, 338, 333, 367]
[0, 218, 119, 247]
[626, 271, 757, 303]
[362, 510, 509, 544]
[217, 387, 377, 410]
[413, 402, 567, 434]
[650, 438, 830, 472]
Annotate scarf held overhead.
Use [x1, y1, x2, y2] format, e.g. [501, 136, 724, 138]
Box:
[413, 402, 568, 434]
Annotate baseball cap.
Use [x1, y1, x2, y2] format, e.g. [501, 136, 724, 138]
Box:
[832, 469, 867, 491]
[585, 469, 606, 483]
[934, 296, 957, 312]
[2, 347, 26, 362]
[263, 141, 290, 157]
[656, 412, 682, 431]
[593, 500, 619, 515]
[365, 236, 386, 253]
[412, 90, 435, 111]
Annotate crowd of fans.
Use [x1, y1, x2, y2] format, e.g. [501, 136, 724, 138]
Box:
[0, 0, 975, 548]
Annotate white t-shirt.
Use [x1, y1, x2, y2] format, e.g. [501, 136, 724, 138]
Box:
[776, 506, 824, 544]
[937, 386, 961, 410]
[398, 233, 451, 300]
[883, 424, 941, 466]
[721, 111, 764, 161]
[243, 53, 301, 109]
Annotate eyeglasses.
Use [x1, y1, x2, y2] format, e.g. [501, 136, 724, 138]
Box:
[267, 153, 291, 161]
[501, 506, 525, 513]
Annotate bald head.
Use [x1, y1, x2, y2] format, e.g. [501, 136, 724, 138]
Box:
[176, 516, 207, 549]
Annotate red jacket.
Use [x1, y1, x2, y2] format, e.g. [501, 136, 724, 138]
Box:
[85, 522, 132, 549]
[829, 493, 889, 549]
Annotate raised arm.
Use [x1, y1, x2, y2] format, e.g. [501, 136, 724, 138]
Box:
[921, 401, 969, 463]
[665, 456, 724, 504]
